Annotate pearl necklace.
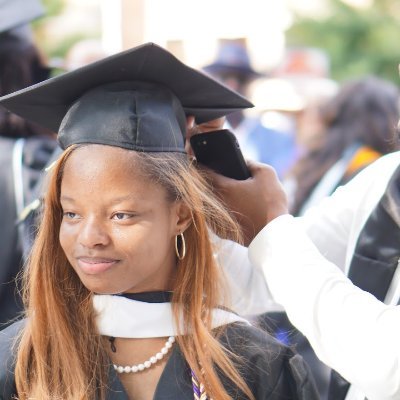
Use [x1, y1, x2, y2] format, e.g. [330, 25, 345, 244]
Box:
[113, 336, 175, 374]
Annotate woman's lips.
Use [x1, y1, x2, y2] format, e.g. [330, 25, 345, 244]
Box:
[77, 257, 119, 275]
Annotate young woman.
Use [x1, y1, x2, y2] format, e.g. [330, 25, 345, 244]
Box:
[0, 43, 318, 400]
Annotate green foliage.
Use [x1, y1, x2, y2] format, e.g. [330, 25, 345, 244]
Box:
[287, 0, 400, 83]
[32, 0, 100, 63]
[31, 0, 64, 27]
[41, 0, 65, 16]
[31, 0, 65, 45]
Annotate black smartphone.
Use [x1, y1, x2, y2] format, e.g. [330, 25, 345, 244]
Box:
[190, 129, 250, 180]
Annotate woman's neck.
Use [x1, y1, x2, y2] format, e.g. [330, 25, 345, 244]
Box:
[105, 336, 173, 400]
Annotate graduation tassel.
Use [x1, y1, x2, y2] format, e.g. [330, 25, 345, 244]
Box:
[191, 369, 208, 400]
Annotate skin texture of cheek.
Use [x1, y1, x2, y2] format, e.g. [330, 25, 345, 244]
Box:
[60, 221, 177, 295]
[112, 226, 177, 294]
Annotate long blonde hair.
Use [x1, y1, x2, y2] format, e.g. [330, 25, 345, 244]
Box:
[15, 146, 255, 400]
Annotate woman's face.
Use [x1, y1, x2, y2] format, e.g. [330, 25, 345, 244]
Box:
[59, 145, 188, 294]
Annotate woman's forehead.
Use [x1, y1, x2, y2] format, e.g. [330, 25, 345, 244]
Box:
[62, 145, 144, 185]
[60, 148, 167, 205]
[66, 144, 141, 166]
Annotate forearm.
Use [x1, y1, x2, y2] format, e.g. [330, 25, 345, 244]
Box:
[249, 215, 400, 400]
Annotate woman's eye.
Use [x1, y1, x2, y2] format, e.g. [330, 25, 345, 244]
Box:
[63, 211, 78, 219]
[112, 213, 133, 220]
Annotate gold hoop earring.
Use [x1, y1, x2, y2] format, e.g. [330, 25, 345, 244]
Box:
[175, 232, 186, 260]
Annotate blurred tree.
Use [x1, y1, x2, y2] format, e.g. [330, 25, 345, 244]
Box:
[32, 0, 66, 52]
[287, 0, 400, 83]
[32, 0, 100, 74]
[41, 0, 64, 16]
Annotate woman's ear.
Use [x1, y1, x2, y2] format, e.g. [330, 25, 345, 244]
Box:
[174, 201, 192, 234]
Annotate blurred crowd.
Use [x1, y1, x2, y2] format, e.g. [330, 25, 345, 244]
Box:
[202, 38, 399, 215]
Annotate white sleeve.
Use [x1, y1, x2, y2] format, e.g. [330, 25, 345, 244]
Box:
[213, 164, 382, 316]
[249, 215, 400, 400]
[212, 236, 281, 316]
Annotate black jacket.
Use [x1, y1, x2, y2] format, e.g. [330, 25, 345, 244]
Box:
[0, 320, 319, 399]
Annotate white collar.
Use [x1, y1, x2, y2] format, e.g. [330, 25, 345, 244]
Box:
[93, 294, 250, 338]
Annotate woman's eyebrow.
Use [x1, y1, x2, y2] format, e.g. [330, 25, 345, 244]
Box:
[108, 195, 138, 205]
[60, 195, 75, 203]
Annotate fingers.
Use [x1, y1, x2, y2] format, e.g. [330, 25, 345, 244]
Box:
[186, 116, 195, 131]
[201, 165, 239, 189]
[246, 159, 277, 179]
[197, 117, 225, 132]
[185, 116, 226, 156]
[198, 159, 288, 245]
[185, 116, 197, 155]
[185, 116, 225, 137]
[199, 159, 277, 190]
[206, 159, 278, 191]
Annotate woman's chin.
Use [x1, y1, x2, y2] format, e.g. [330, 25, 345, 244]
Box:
[82, 280, 126, 295]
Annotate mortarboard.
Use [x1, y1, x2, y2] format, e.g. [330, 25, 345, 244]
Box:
[0, 0, 44, 36]
[0, 42, 253, 152]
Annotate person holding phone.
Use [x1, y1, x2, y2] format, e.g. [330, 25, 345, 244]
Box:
[202, 149, 400, 400]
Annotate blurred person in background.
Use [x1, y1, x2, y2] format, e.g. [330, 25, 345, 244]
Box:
[271, 47, 338, 157]
[204, 147, 400, 400]
[0, 0, 57, 329]
[286, 76, 400, 216]
[203, 39, 298, 178]
[290, 77, 339, 153]
[248, 75, 338, 181]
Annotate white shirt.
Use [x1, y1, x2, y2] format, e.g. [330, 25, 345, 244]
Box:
[243, 151, 400, 400]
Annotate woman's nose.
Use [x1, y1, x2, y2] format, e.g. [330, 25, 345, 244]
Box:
[78, 218, 110, 248]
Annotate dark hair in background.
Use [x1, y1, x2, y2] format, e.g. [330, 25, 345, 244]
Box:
[290, 76, 400, 215]
[0, 31, 50, 138]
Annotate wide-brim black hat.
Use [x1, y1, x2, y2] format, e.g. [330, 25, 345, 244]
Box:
[0, 42, 253, 152]
[203, 42, 263, 80]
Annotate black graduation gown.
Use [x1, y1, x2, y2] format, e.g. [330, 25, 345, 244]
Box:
[0, 320, 319, 399]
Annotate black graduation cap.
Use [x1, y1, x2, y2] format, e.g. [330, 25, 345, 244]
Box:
[0, 0, 44, 36]
[0, 42, 253, 152]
